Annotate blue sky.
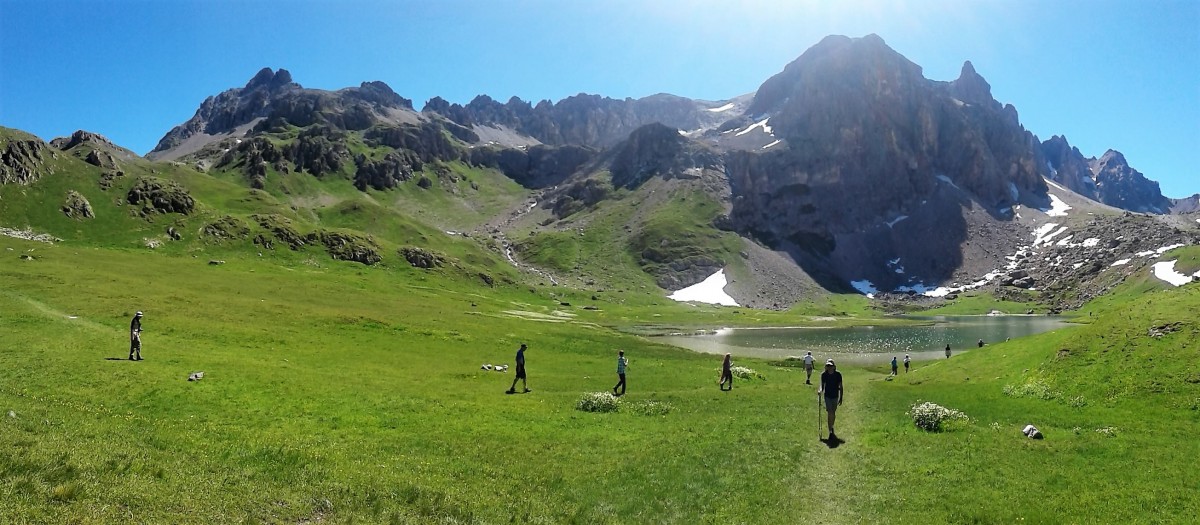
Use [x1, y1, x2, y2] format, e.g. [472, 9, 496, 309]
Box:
[2, 0, 1197, 196]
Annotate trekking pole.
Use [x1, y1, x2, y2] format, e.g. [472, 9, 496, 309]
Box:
[817, 391, 823, 440]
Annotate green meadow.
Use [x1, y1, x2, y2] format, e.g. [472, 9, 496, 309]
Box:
[3, 234, 1198, 524]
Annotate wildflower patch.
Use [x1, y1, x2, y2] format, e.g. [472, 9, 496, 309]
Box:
[575, 392, 621, 413]
[909, 401, 970, 432]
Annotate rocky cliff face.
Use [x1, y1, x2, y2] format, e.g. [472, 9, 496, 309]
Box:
[1089, 150, 1172, 214]
[1041, 135, 1098, 199]
[724, 34, 1049, 289]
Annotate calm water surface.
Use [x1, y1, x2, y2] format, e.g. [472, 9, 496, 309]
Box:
[658, 315, 1070, 365]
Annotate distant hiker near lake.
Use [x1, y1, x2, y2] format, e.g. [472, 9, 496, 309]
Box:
[891, 356, 898, 376]
[613, 350, 627, 397]
[945, 344, 951, 359]
[903, 354, 911, 373]
[506, 343, 530, 394]
[719, 353, 733, 391]
[803, 351, 815, 384]
[129, 311, 143, 361]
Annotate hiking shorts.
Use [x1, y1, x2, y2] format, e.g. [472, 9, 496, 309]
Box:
[515, 365, 526, 379]
[824, 396, 840, 413]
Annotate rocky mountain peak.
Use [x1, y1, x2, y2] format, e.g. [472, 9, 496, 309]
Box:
[49, 130, 118, 151]
[1095, 149, 1128, 170]
[349, 81, 412, 109]
[950, 60, 995, 106]
[747, 33, 924, 119]
[244, 67, 294, 91]
[1088, 149, 1170, 213]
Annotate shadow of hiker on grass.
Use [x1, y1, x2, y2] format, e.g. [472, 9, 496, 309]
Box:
[821, 436, 844, 449]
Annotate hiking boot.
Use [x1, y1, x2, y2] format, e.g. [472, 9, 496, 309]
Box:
[505, 389, 515, 394]
[129, 356, 135, 361]
[523, 388, 531, 393]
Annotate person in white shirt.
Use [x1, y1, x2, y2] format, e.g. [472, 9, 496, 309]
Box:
[802, 351, 816, 385]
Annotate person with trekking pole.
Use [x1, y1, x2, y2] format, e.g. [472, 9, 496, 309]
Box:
[819, 359, 843, 440]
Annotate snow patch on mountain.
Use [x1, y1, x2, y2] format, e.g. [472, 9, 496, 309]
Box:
[706, 103, 736, 112]
[735, 118, 773, 137]
[886, 215, 908, 228]
[762, 139, 781, 149]
[1042, 194, 1071, 217]
[1151, 260, 1197, 286]
[668, 270, 739, 306]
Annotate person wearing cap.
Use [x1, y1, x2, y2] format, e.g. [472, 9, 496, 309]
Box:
[129, 311, 144, 361]
[612, 350, 628, 397]
[802, 351, 815, 384]
[818, 359, 843, 440]
[507, 343, 530, 394]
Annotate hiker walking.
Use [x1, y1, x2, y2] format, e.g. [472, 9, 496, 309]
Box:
[945, 344, 951, 359]
[978, 338, 985, 348]
[129, 311, 143, 361]
[718, 353, 733, 391]
[613, 350, 628, 397]
[802, 351, 815, 384]
[903, 354, 911, 373]
[506, 343, 530, 394]
[819, 359, 844, 440]
[890, 356, 898, 376]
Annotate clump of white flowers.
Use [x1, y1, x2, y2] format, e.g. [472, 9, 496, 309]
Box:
[575, 392, 621, 413]
[909, 401, 970, 432]
[730, 366, 763, 380]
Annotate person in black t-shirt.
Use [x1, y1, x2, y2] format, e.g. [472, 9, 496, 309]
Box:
[507, 344, 529, 394]
[819, 359, 843, 440]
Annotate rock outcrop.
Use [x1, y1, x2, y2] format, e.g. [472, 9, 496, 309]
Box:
[468, 144, 594, 189]
[61, 190, 95, 219]
[126, 177, 195, 216]
[607, 123, 720, 189]
[1, 131, 53, 185]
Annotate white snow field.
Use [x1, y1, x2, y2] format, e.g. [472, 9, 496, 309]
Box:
[1151, 260, 1199, 287]
[668, 269, 739, 306]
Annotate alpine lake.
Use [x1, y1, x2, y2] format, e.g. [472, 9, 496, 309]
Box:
[658, 315, 1071, 365]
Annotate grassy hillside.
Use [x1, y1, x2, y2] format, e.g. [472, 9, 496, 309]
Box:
[3, 230, 1198, 522]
